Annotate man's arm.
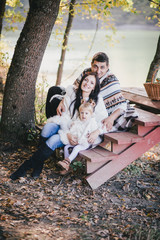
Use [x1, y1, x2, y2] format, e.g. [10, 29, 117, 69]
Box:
[102, 109, 122, 131]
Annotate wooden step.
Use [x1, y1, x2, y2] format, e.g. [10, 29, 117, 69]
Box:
[135, 108, 160, 127]
[79, 146, 117, 162]
[104, 132, 144, 145]
[86, 127, 160, 189]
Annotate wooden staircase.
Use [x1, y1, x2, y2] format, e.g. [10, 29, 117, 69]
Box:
[79, 108, 160, 189]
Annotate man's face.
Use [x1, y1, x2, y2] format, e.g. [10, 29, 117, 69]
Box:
[91, 60, 109, 78]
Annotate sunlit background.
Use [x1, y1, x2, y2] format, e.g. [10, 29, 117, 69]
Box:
[4, 28, 159, 89]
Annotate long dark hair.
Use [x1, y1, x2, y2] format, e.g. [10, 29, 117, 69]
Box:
[70, 72, 100, 118]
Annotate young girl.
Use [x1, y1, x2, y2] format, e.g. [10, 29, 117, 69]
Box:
[10, 72, 108, 180]
[56, 101, 103, 171]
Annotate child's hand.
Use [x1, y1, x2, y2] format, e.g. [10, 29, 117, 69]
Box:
[87, 129, 100, 144]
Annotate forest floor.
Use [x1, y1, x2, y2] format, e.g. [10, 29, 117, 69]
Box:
[0, 137, 160, 240]
[0, 91, 160, 240]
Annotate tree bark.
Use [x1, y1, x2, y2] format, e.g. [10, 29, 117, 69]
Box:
[56, 0, 76, 86]
[146, 35, 160, 83]
[1, 0, 60, 139]
[0, 0, 6, 38]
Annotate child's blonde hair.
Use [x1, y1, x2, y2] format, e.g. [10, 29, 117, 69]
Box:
[79, 100, 95, 115]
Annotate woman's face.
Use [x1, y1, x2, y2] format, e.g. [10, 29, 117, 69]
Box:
[81, 75, 96, 94]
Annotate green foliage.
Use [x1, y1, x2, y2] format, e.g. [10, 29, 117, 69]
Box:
[71, 161, 84, 171]
[54, 0, 135, 44]
[123, 162, 143, 176]
[148, 0, 160, 27]
[35, 74, 48, 126]
[0, 41, 10, 91]
[0, 37, 10, 67]
[4, 0, 26, 32]
[111, 0, 160, 26]
[78, 1, 133, 26]
[0, 49, 9, 67]
[26, 128, 38, 142]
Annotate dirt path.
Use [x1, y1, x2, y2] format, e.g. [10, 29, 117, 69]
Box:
[0, 140, 160, 240]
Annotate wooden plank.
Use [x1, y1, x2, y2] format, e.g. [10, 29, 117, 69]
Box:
[86, 160, 110, 174]
[138, 126, 153, 136]
[86, 127, 160, 189]
[122, 87, 148, 97]
[79, 146, 117, 162]
[104, 132, 143, 144]
[122, 87, 160, 114]
[135, 108, 160, 127]
[111, 143, 131, 154]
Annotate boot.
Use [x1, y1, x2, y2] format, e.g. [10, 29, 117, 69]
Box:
[38, 136, 57, 158]
[31, 143, 54, 178]
[10, 143, 54, 180]
[10, 159, 32, 180]
[38, 136, 47, 147]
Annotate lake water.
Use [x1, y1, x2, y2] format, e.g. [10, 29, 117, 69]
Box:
[4, 28, 160, 89]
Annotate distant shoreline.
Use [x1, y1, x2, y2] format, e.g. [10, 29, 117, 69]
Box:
[116, 24, 159, 31]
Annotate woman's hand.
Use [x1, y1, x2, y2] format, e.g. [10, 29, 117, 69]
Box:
[67, 133, 78, 146]
[57, 100, 65, 116]
[87, 129, 100, 144]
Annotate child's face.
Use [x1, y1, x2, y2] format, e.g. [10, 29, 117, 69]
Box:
[79, 109, 92, 122]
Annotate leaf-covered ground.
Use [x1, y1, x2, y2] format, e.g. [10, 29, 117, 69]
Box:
[0, 140, 160, 240]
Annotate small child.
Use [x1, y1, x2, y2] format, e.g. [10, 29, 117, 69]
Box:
[57, 101, 103, 171]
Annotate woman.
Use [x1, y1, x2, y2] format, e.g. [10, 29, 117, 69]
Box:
[10, 72, 108, 180]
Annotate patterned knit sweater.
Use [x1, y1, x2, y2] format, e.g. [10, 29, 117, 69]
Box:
[76, 68, 127, 116]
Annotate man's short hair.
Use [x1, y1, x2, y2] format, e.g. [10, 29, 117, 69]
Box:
[92, 52, 109, 66]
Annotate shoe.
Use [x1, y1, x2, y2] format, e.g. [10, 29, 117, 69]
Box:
[59, 169, 70, 175]
[31, 164, 44, 178]
[10, 160, 32, 180]
[57, 159, 70, 171]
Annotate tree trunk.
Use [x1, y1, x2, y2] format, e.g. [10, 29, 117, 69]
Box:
[1, 0, 60, 139]
[0, 0, 6, 38]
[56, 0, 76, 86]
[146, 35, 160, 83]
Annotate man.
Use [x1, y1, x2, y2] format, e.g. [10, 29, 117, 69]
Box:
[46, 52, 137, 132]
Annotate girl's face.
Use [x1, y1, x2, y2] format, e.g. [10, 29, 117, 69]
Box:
[79, 109, 92, 122]
[81, 75, 96, 94]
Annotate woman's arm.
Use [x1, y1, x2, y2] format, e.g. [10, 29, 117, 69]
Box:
[57, 99, 65, 116]
[57, 85, 75, 116]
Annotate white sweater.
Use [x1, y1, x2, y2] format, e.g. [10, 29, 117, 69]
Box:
[59, 117, 100, 147]
[47, 85, 108, 145]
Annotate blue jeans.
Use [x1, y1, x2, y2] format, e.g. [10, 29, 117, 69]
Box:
[41, 123, 64, 151]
